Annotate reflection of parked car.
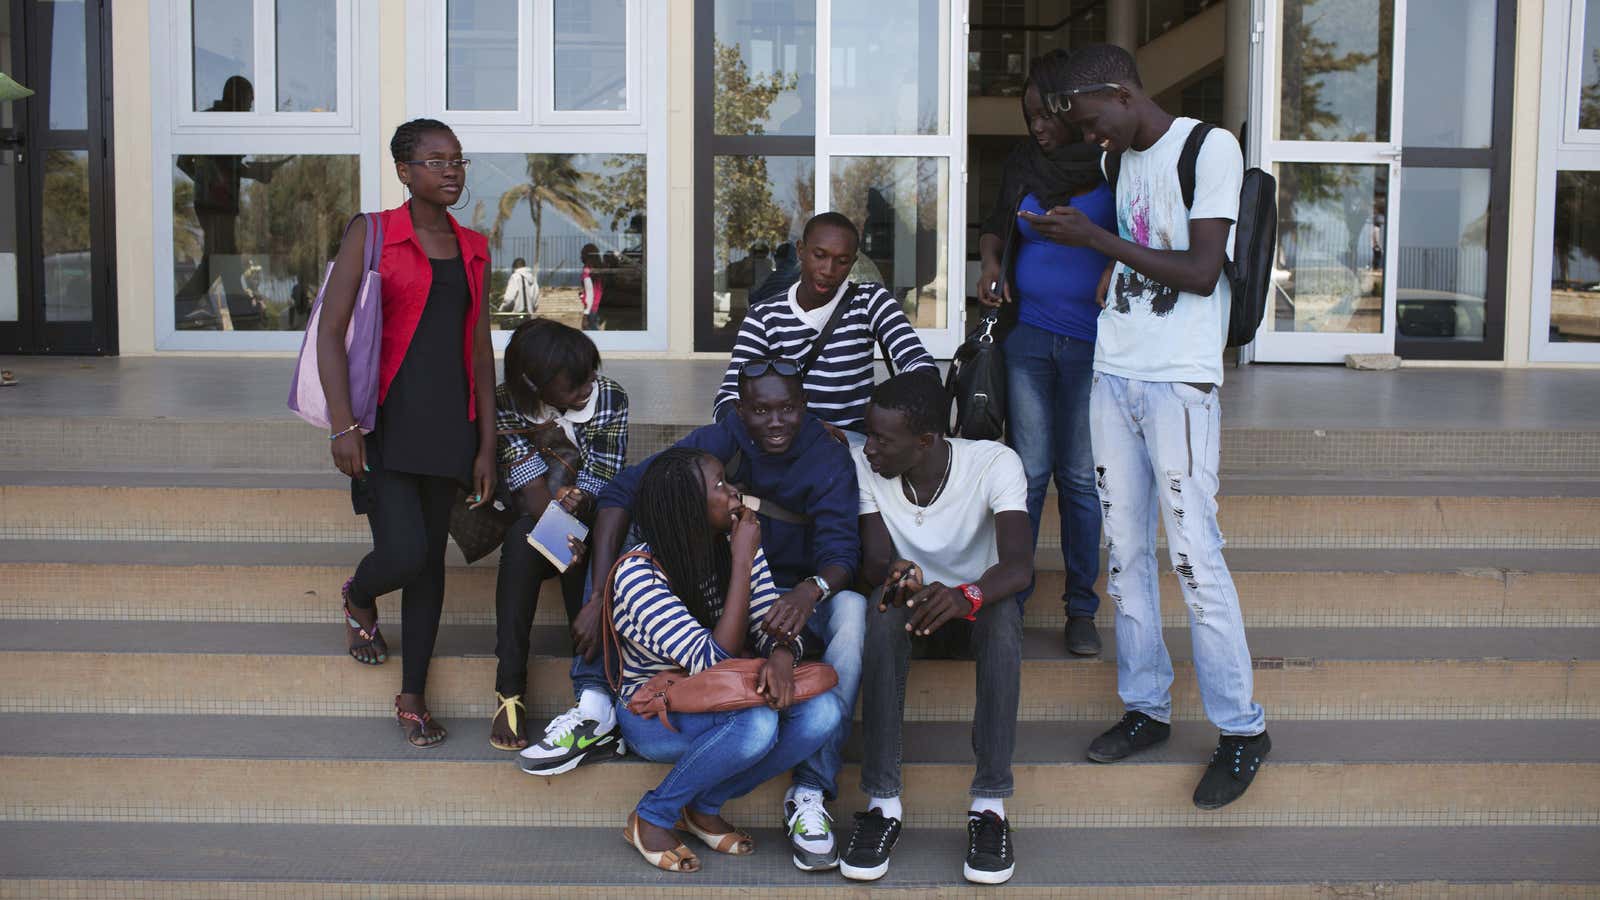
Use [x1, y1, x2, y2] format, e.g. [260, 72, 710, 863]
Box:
[1397, 289, 1485, 340]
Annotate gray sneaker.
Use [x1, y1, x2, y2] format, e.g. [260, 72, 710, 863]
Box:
[785, 786, 839, 871]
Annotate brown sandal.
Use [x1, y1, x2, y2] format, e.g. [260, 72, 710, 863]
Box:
[395, 696, 447, 748]
[676, 811, 754, 855]
[623, 811, 699, 873]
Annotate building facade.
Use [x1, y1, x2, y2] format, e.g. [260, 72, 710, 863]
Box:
[0, 0, 1594, 368]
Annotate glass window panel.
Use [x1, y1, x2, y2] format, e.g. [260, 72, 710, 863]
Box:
[171, 154, 358, 331]
[193, 0, 255, 112]
[1548, 171, 1600, 343]
[44, 0, 87, 130]
[466, 152, 647, 332]
[43, 150, 91, 322]
[554, 0, 626, 111]
[1277, 0, 1393, 142]
[830, 156, 949, 328]
[711, 154, 814, 334]
[1581, 1, 1600, 130]
[275, 0, 339, 112]
[832, 0, 947, 135]
[1402, 0, 1493, 147]
[714, 0, 815, 136]
[1396, 168, 1489, 341]
[447, 0, 518, 111]
[1272, 162, 1387, 334]
[0, 0, 12, 322]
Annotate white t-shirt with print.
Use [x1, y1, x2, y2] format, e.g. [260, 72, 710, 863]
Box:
[853, 438, 1029, 589]
[1096, 117, 1242, 386]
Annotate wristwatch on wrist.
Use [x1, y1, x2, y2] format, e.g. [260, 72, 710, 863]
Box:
[959, 583, 985, 621]
[807, 574, 833, 601]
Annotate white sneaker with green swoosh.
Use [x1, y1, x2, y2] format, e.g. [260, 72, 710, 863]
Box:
[518, 704, 622, 776]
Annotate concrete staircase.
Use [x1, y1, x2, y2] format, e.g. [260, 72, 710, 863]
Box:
[2, 407, 1598, 895]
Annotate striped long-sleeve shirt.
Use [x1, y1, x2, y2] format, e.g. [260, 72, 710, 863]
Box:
[610, 543, 798, 700]
[712, 282, 936, 430]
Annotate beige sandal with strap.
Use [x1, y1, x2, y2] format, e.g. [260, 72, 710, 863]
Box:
[622, 811, 699, 873]
[676, 811, 755, 855]
[488, 692, 527, 751]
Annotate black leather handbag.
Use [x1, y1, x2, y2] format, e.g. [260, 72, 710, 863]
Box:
[945, 310, 1008, 441]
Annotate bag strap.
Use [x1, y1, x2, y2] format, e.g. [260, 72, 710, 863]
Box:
[799, 284, 853, 375]
[599, 548, 660, 696]
[361, 212, 384, 273]
[1178, 123, 1216, 211]
[723, 446, 810, 524]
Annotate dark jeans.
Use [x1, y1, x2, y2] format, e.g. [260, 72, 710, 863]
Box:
[1003, 320, 1102, 618]
[494, 512, 589, 698]
[347, 469, 457, 696]
[859, 590, 1024, 799]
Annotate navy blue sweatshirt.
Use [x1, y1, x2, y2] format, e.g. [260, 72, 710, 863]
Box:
[597, 413, 860, 591]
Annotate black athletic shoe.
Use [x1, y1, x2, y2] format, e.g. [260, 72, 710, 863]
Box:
[1065, 616, 1102, 656]
[839, 809, 902, 881]
[517, 705, 622, 776]
[1193, 731, 1272, 810]
[963, 810, 1016, 885]
[1087, 711, 1171, 763]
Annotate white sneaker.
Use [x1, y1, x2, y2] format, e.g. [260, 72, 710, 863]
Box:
[785, 786, 839, 871]
[517, 704, 621, 776]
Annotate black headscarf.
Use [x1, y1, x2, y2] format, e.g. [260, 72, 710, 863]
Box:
[1013, 49, 1104, 209]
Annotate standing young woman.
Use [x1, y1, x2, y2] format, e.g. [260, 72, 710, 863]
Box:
[317, 118, 496, 748]
[610, 449, 844, 873]
[976, 50, 1116, 658]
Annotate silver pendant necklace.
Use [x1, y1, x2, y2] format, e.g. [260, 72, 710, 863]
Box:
[905, 440, 952, 526]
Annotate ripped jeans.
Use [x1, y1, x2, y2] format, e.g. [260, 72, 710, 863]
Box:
[1089, 372, 1266, 736]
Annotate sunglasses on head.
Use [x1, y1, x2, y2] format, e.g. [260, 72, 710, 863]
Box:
[740, 358, 802, 379]
[1043, 82, 1124, 115]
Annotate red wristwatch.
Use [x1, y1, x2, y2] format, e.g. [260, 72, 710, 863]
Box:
[958, 583, 984, 621]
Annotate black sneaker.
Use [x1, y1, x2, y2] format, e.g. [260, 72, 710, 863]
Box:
[839, 809, 902, 881]
[1193, 731, 1272, 810]
[963, 810, 1016, 885]
[1065, 616, 1102, 656]
[1087, 711, 1171, 763]
[517, 705, 622, 776]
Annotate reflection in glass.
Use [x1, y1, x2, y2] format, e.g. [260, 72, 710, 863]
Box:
[276, 0, 338, 112]
[1403, 0, 1493, 147]
[43, 151, 91, 323]
[1396, 169, 1489, 341]
[1277, 0, 1392, 142]
[554, 0, 626, 111]
[467, 153, 647, 332]
[45, 0, 87, 130]
[832, 0, 947, 134]
[1583, 1, 1600, 130]
[172, 154, 358, 331]
[0, 0, 13, 322]
[447, 0, 518, 111]
[712, 155, 813, 333]
[967, 4, 1100, 98]
[831, 157, 949, 328]
[1548, 171, 1600, 343]
[714, 0, 815, 136]
[193, 0, 254, 112]
[1272, 162, 1387, 334]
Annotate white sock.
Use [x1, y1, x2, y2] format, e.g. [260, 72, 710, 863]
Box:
[577, 689, 613, 725]
[869, 796, 903, 822]
[969, 797, 1005, 819]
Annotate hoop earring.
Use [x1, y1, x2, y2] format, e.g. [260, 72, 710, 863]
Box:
[450, 183, 472, 212]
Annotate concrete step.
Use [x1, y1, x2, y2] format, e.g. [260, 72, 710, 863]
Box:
[5, 477, 1598, 549]
[2, 822, 1595, 896]
[3, 717, 1595, 830]
[4, 544, 1598, 629]
[5, 622, 1595, 721]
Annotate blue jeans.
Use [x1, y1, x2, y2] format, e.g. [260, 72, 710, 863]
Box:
[569, 571, 614, 701]
[1089, 372, 1266, 736]
[618, 695, 844, 830]
[792, 588, 867, 799]
[1003, 321, 1101, 617]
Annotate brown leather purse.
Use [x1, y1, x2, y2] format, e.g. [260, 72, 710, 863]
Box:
[600, 550, 838, 731]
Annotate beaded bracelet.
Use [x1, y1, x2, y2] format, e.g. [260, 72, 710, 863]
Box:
[329, 423, 361, 441]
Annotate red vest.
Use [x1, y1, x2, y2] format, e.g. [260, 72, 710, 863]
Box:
[376, 203, 489, 421]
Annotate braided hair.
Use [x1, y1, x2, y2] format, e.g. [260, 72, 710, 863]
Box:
[390, 118, 455, 161]
[633, 448, 731, 630]
[504, 318, 601, 415]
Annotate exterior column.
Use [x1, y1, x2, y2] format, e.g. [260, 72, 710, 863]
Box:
[1106, 0, 1139, 52]
[1223, 0, 1254, 140]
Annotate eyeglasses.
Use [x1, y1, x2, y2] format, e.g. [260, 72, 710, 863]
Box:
[402, 159, 472, 171]
[740, 358, 802, 379]
[1043, 82, 1123, 115]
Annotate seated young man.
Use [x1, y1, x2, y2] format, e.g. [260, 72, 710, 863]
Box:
[525, 360, 865, 872]
[840, 373, 1034, 885]
[1027, 43, 1270, 809]
[713, 212, 937, 443]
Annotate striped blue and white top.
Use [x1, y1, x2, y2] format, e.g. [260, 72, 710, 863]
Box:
[712, 282, 936, 430]
[610, 543, 798, 700]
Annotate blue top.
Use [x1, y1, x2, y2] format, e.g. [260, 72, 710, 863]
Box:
[1012, 186, 1117, 343]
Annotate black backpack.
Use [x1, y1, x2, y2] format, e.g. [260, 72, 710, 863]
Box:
[945, 309, 1007, 441]
[1104, 123, 1278, 348]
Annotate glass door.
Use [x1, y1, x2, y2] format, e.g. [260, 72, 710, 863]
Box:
[0, 0, 113, 354]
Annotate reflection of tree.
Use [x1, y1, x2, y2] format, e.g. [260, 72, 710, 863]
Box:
[594, 154, 647, 231]
[42, 151, 90, 258]
[238, 156, 357, 291]
[829, 156, 941, 292]
[489, 155, 600, 274]
[1554, 56, 1600, 283]
[714, 39, 805, 263]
